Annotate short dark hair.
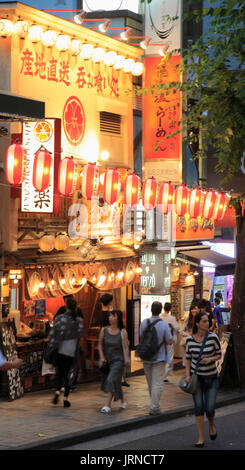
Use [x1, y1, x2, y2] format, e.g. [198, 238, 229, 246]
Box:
[100, 293, 113, 307]
[66, 298, 78, 318]
[63, 294, 74, 303]
[110, 310, 124, 330]
[164, 302, 171, 312]
[198, 299, 207, 310]
[214, 298, 220, 305]
[151, 301, 162, 316]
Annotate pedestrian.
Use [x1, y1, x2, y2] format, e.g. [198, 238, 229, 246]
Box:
[96, 293, 113, 327]
[185, 311, 222, 447]
[160, 302, 179, 382]
[98, 310, 129, 414]
[46, 298, 84, 408]
[0, 349, 22, 371]
[140, 301, 173, 415]
[198, 299, 216, 332]
[180, 301, 199, 365]
[213, 298, 223, 327]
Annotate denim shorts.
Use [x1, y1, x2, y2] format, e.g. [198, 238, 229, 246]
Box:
[193, 375, 219, 417]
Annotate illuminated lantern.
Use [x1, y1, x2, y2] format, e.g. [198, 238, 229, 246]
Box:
[81, 163, 99, 200]
[123, 173, 141, 207]
[213, 193, 229, 221]
[157, 182, 174, 214]
[114, 55, 125, 70]
[58, 157, 78, 196]
[103, 168, 121, 204]
[54, 234, 69, 251]
[32, 148, 52, 192]
[6, 143, 26, 185]
[92, 47, 105, 63]
[142, 177, 158, 210]
[70, 39, 81, 56]
[0, 19, 14, 38]
[15, 20, 29, 39]
[123, 58, 135, 73]
[39, 234, 55, 252]
[28, 25, 43, 43]
[41, 30, 57, 47]
[202, 190, 217, 219]
[132, 62, 144, 76]
[56, 34, 71, 52]
[104, 51, 117, 67]
[174, 185, 188, 216]
[80, 43, 94, 60]
[189, 187, 202, 218]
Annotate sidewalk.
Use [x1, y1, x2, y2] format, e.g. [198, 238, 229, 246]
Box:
[1, 369, 245, 450]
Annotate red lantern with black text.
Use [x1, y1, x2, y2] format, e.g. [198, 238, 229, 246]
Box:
[174, 185, 188, 216]
[58, 157, 78, 196]
[202, 190, 217, 219]
[213, 193, 228, 221]
[6, 142, 26, 185]
[123, 173, 141, 207]
[103, 168, 121, 204]
[81, 163, 99, 200]
[32, 148, 52, 192]
[157, 182, 174, 214]
[142, 177, 158, 210]
[189, 188, 202, 218]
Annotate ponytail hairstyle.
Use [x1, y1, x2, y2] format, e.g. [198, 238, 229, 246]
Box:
[192, 311, 209, 334]
[66, 298, 78, 319]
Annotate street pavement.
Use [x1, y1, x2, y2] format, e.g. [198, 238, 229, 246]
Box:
[0, 369, 244, 450]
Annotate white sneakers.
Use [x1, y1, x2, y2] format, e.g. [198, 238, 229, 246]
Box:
[100, 402, 127, 413]
[121, 402, 127, 409]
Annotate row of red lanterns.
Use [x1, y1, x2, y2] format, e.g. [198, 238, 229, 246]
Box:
[5, 144, 229, 221]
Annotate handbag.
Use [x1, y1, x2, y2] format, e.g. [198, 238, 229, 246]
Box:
[44, 347, 58, 366]
[179, 332, 209, 395]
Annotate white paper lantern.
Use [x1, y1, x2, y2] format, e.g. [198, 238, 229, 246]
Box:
[104, 51, 117, 67]
[0, 19, 14, 37]
[70, 39, 81, 56]
[80, 43, 94, 60]
[56, 34, 71, 52]
[123, 58, 135, 73]
[92, 47, 105, 63]
[15, 20, 29, 39]
[28, 25, 43, 43]
[42, 30, 57, 47]
[132, 61, 144, 76]
[114, 55, 125, 70]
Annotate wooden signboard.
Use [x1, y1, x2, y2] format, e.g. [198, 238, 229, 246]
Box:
[0, 323, 24, 400]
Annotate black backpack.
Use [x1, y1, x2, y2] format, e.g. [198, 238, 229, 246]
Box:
[136, 318, 164, 361]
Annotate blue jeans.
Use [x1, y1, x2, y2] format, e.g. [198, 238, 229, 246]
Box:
[193, 375, 219, 417]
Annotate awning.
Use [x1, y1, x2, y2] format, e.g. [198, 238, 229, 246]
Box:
[0, 91, 45, 121]
[178, 246, 235, 275]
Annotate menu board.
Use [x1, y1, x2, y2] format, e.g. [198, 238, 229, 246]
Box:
[0, 323, 24, 400]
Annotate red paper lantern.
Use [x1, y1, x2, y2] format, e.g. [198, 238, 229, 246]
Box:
[58, 157, 78, 196]
[174, 185, 188, 216]
[81, 163, 99, 200]
[32, 148, 52, 192]
[142, 177, 158, 210]
[103, 168, 121, 204]
[123, 173, 141, 207]
[6, 143, 26, 185]
[213, 193, 228, 221]
[189, 188, 202, 218]
[202, 190, 217, 219]
[157, 182, 174, 214]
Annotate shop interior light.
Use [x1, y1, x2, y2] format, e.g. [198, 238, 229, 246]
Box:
[74, 10, 87, 25]
[28, 24, 43, 43]
[56, 34, 71, 52]
[0, 19, 14, 37]
[100, 150, 110, 161]
[39, 280, 45, 288]
[104, 50, 117, 67]
[80, 43, 94, 60]
[50, 279, 55, 286]
[15, 20, 29, 39]
[98, 19, 111, 33]
[92, 47, 105, 63]
[42, 29, 57, 47]
[117, 271, 124, 280]
[140, 37, 151, 50]
[120, 27, 132, 41]
[113, 54, 125, 70]
[158, 45, 169, 57]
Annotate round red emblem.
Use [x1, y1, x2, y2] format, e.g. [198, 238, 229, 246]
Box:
[63, 96, 85, 146]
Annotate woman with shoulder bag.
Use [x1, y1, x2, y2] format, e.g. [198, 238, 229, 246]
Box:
[98, 310, 129, 414]
[185, 311, 222, 447]
[180, 302, 199, 365]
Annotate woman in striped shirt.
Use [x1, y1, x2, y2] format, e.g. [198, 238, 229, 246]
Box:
[185, 312, 222, 448]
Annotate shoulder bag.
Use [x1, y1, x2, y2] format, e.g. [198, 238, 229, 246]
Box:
[179, 332, 209, 395]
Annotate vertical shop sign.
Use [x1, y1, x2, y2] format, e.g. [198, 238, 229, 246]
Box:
[21, 119, 55, 213]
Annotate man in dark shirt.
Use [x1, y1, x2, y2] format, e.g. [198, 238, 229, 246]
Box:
[97, 293, 113, 327]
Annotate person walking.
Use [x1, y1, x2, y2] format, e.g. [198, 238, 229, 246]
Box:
[180, 301, 199, 366]
[96, 293, 113, 327]
[213, 298, 223, 327]
[185, 311, 222, 447]
[140, 301, 173, 415]
[160, 302, 179, 382]
[98, 310, 129, 414]
[46, 298, 83, 408]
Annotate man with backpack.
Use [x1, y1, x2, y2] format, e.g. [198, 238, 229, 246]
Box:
[138, 301, 173, 415]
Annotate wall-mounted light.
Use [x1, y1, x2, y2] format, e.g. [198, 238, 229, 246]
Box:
[98, 19, 111, 34]
[74, 10, 87, 25]
[140, 37, 151, 50]
[120, 27, 132, 41]
[158, 45, 169, 57]
[100, 150, 110, 161]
